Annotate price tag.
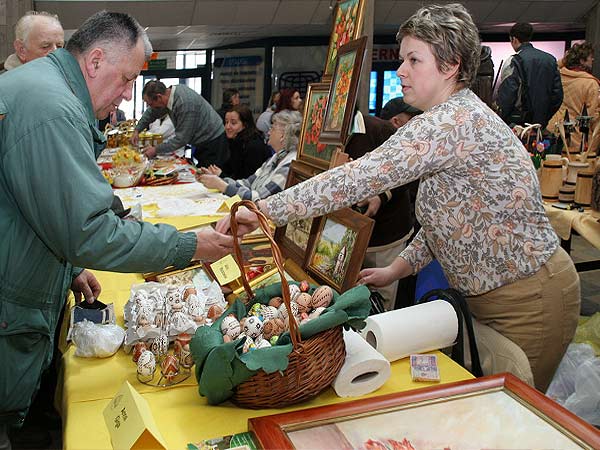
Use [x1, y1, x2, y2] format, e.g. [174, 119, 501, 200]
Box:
[103, 381, 167, 449]
[210, 254, 242, 285]
[217, 194, 242, 212]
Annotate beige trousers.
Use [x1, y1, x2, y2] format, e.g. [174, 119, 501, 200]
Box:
[467, 247, 580, 392]
[363, 230, 413, 311]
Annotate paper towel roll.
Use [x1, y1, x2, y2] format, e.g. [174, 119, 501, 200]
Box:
[360, 300, 458, 362]
[332, 329, 391, 397]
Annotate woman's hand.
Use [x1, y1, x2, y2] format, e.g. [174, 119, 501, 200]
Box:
[215, 205, 260, 236]
[357, 257, 413, 288]
[71, 270, 102, 304]
[193, 228, 235, 261]
[198, 165, 222, 176]
[197, 174, 227, 192]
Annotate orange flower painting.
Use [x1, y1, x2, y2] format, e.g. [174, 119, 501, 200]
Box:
[325, 51, 356, 132]
[326, 0, 361, 75]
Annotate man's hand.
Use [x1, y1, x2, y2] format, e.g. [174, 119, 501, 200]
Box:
[130, 129, 140, 146]
[215, 205, 260, 236]
[197, 174, 227, 192]
[356, 196, 382, 218]
[71, 270, 102, 304]
[194, 228, 236, 262]
[143, 146, 157, 159]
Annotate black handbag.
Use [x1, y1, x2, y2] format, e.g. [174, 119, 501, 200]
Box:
[417, 288, 484, 377]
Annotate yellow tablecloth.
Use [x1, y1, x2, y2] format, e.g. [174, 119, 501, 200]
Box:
[59, 215, 473, 449]
[544, 203, 600, 249]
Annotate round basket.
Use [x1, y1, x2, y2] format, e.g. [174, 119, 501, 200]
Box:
[228, 201, 346, 409]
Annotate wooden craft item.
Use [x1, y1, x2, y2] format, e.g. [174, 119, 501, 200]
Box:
[574, 169, 594, 207]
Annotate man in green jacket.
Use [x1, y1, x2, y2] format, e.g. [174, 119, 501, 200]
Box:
[0, 10, 234, 434]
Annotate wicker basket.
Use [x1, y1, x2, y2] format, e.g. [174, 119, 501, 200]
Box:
[228, 201, 346, 409]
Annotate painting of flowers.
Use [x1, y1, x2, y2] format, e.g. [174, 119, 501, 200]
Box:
[297, 83, 338, 170]
[320, 37, 367, 146]
[324, 0, 365, 80]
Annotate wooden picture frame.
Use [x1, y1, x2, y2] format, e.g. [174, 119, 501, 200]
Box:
[144, 262, 214, 287]
[323, 0, 366, 82]
[296, 83, 340, 170]
[274, 160, 322, 267]
[249, 373, 600, 450]
[304, 207, 373, 293]
[320, 37, 367, 146]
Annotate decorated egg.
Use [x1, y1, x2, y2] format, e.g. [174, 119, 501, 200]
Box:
[193, 315, 206, 326]
[243, 315, 263, 339]
[132, 342, 147, 363]
[299, 280, 310, 292]
[261, 320, 276, 340]
[137, 350, 156, 378]
[160, 354, 179, 381]
[268, 296, 283, 308]
[288, 284, 301, 302]
[259, 305, 278, 321]
[223, 334, 233, 343]
[220, 314, 241, 339]
[295, 293, 312, 314]
[248, 303, 263, 317]
[278, 301, 299, 321]
[311, 285, 334, 309]
[255, 338, 271, 349]
[269, 335, 279, 346]
[207, 305, 223, 320]
[150, 334, 169, 359]
[308, 306, 326, 320]
[242, 335, 255, 353]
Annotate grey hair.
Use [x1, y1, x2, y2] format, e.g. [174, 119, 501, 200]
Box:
[272, 110, 302, 151]
[15, 11, 62, 43]
[397, 3, 481, 87]
[66, 11, 152, 62]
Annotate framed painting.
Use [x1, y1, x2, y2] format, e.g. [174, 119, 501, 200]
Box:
[249, 373, 600, 450]
[323, 0, 366, 82]
[274, 160, 322, 267]
[305, 207, 373, 293]
[297, 83, 340, 170]
[320, 36, 367, 146]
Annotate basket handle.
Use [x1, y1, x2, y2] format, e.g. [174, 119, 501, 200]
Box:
[229, 201, 301, 348]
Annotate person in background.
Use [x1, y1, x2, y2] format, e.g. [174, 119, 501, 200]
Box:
[2, 11, 64, 72]
[197, 110, 301, 201]
[132, 80, 229, 167]
[547, 42, 600, 152]
[216, 87, 240, 121]
[0, 12, 234, 447]
[256, 91, 281, 138]
[380, 96, 422, 128]
[199, 105, 271, 180]
[97, 108, 126, 132]
[496, 22, 563, 128]
[274, 88, 302, 113]
[220, 3, 580, 393]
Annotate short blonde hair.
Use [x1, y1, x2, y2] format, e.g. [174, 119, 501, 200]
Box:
[397, 3, 481, 86]
[15, 11, 62, 43]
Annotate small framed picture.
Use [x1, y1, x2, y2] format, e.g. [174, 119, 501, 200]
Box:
[297, 83, 340, 171]
[144, 262, 213, 287]
[274, 160, 323, 267]
[322, 0, 366, 82]
[249, 373, 600, 450]
[320, 36, 368, 146]
[305, 207, 373, 293]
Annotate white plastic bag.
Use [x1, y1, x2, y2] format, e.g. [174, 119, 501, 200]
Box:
[72, 319, 125, 358]
[546, 343, 595, 404]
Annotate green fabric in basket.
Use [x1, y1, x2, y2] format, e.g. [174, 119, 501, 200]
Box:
[190, 281, 371, 405]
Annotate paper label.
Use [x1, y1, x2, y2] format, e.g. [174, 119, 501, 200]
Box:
[211, 254, 242, 285]
[103, 381, 167, 449]
[217, 194, 242, 212]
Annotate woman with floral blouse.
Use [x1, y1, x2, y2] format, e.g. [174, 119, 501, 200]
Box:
[218, 3, 579, 392]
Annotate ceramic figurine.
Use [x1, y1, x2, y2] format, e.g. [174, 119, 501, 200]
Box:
[311, 285, 334, 309]
[150, 334, 169, 359]
[137, 350, 156, 378]
[299, 280, 310, 292]
[220, 314, 241, 339]
[288, 284, 301, 302]
[181, 285, 197, 302]
[165, 286, 182, 307]
[242, 315, 263, 339]
[268, 296, 283, 308]
[132, 341, 147, 363]
[295, 293, 312, 314]
[153, 310, 166, 328]
[160, 354, 179, 381]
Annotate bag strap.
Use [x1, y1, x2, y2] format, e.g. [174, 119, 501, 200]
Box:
[417, 288, 483, 377]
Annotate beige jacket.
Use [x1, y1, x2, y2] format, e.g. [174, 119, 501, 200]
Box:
[548, 67, 600, 152]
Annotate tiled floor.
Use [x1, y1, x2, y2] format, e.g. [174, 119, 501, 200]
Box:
[569, 235, 600, 317]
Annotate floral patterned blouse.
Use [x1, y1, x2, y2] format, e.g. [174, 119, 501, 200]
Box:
[263, 89, 559, 296]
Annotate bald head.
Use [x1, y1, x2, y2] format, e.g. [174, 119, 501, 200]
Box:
[14, 12, 64, 64]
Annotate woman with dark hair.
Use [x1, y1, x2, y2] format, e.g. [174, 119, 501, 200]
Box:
[199, 105, 270, 180]
[548, 42, 599, 150]
[274, 88, 302, 113]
